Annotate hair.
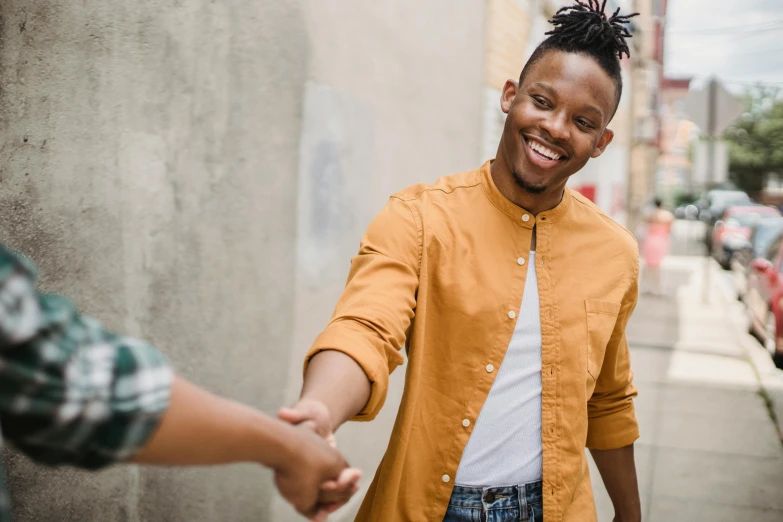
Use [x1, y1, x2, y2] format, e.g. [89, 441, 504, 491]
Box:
[654, 197, 663, 208]
[518, 0, 639, 119]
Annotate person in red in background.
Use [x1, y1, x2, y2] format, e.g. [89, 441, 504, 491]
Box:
[642, 197, 675, 296]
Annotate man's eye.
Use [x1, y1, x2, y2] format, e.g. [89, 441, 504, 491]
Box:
[532, 97, 549, 107]
[577, 119, 593, 128]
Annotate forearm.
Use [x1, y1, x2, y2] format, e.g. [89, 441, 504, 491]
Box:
[589, 444, 641, 522]
[302, 350, 372, 429]
[132, 375, 297, 469]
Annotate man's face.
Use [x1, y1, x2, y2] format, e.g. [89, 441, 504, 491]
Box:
[498, 50, 617, 195]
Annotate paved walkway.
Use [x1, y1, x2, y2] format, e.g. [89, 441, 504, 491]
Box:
[590, 256, 783, 521]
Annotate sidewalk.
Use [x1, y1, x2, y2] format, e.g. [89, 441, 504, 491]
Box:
[589, 256, 783, 521]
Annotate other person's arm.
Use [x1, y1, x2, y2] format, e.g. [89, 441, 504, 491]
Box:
[0, 245, 357, 521]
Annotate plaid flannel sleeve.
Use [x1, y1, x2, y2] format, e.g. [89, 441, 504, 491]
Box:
[0, 245, 173, 469]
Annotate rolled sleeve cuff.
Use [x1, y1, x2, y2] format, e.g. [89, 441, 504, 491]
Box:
[585, 402, 640, 450]
[99, 340, 174, 465]
[7, 340, 174, 470]
[115, 345, 174, 461]
[305, 324, 394, 422]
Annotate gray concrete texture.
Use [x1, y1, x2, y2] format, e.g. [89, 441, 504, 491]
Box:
[0, 1, 485, 520]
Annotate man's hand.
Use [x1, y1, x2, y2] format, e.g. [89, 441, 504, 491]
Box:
[274, 425, 360, 522]
[279, 397, 336, 446]
[279, 398, 363, 517]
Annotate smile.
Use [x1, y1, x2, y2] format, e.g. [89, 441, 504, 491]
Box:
[523, 136, 567, 168]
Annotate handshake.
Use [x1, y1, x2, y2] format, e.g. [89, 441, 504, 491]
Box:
[274, 397, 359, 522]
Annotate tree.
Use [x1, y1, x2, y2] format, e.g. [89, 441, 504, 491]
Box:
[724, 86, 783, 197]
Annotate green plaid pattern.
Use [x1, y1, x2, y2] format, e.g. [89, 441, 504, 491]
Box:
[0, 244, 172, 521]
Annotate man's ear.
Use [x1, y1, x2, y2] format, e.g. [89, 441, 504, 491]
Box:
[500, 80, 519, 114]
[591, 128, 615, 158]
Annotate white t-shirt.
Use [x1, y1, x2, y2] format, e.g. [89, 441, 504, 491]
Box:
[455, 251, 543, 486]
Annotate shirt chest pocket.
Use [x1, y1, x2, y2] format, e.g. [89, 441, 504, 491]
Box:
[584, 299, 622, 382]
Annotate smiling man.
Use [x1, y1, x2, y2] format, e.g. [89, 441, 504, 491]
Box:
[280, 2, 642, 521]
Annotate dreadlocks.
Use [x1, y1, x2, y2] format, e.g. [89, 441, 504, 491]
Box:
[547, 0, 638, 59]
[519, 0, 639, 118]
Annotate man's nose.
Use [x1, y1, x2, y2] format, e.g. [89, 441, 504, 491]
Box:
[539, 112, 570, 142]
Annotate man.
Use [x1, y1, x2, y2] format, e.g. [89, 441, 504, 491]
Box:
[281, 2, 642, 521]
[0, 244, 360, 522]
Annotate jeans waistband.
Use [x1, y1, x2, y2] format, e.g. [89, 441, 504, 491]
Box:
[449, 480, 543, 511]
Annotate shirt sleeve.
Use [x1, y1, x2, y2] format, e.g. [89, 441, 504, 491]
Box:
[0, 245, 173, 469]
[304, 196, 421, 422]
[585, 258, 640, 450]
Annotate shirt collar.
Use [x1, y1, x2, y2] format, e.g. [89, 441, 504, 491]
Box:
[479, 159, 572, 227]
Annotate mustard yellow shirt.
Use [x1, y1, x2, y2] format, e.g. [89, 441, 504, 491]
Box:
[306, 160, 640, 522]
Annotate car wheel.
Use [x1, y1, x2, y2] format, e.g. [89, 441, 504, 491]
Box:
[774, 351, 783, 370]
[719, 251, 731, 270]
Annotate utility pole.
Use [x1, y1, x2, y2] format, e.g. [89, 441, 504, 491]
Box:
[625, 0, 643, 236]
[703, 77, 718, 304]
[626, 63, 637, 233]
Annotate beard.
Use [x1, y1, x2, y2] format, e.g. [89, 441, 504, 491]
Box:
[512, 168, 547, 195]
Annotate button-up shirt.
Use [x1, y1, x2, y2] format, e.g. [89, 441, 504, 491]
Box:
[306, 161, 640, 522]
[0, 245, 172, 521]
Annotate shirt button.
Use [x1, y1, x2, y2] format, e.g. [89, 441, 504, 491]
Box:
[508, 311, 516, 319]
[462, 419, 471, 427]
[486, 364, 494, 373]
[442, 474, 451, 483]
[522, 214, 530, 222]
[517, 257, 525, 266]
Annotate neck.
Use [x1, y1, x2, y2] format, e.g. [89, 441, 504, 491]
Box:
[490, 158, 566, 215]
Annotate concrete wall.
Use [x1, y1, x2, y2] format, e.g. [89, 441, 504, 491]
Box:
[480, 0, 540, 162]
[0, 1, 484, 521]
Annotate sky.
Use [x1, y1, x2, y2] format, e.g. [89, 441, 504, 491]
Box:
[664, 0, 783, 92]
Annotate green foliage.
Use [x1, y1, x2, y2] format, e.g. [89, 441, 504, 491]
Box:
[672, 190, 698, 207]
[724, 86, 783, 195]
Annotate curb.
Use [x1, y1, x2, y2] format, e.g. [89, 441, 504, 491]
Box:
[712, 261, 783, 443]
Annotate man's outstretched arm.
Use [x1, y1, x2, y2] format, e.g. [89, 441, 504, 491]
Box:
[281, 197, 421, 436]
[590, 445, 641, 522]
[279, 351, 371, 439]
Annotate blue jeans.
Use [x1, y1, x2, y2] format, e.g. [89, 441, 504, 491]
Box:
[443, 480, 543, 522]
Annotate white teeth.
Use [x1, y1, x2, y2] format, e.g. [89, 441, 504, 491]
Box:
[529, 140, 561, 161]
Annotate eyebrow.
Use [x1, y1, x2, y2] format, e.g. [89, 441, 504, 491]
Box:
[529, 82, 605, 120]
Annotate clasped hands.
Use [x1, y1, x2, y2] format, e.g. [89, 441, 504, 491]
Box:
[277, 398, 362, 521]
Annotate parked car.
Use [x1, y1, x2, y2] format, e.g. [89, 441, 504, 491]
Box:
[697, 190, 752, 248]
[712, 205, 781, 269]
[697, 189, 752, 222]
[745, 234, 783, 368]
[730, 216, 783, 300]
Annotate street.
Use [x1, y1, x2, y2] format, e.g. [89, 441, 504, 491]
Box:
[590, 220, 783, 521]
